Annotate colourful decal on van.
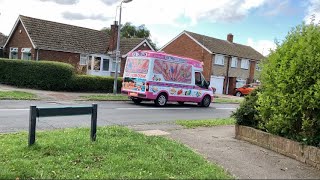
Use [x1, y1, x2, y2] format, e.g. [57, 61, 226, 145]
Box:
[125, 58, 149, 74]
[153, 59, 192, 83]
[123, 77, 146, 92]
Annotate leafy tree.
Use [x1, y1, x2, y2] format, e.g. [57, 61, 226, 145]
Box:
[101, 22, 157, 50]
[258, 22, 320, 146]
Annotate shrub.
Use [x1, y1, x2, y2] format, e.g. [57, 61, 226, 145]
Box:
[258, 22, 320, 146]
[232, 88, 261, 129]
[0, 59, 74, 90]
[68, 75, 122, 93]
[0, 58, 123, 93]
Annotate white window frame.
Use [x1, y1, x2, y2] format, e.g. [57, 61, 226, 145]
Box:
[102, 58, 111, 72]
[256, 62, 261, 71]
[21, 48, 32, 60]
[231, 57, 238, 68]
[9, 47, 18, 59]
[241, 59, 249, 69]
[214, 54, 225, 65]
[112, 60, 121, 72]
[80, 54, 88, 65]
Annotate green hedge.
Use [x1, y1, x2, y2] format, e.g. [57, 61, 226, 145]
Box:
[0, 59, 74, 90]
[0, 58, 122, 93]
[68, 75, 122, 93]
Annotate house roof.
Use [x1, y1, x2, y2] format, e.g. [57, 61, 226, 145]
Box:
[120, 38, 155, 57]
[185, 31, 264, 60]
[17, 15, 109, 54]
[0, 33, 7, 48]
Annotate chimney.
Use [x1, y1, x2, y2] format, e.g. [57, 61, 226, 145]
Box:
[227, 33, 233, 43]
[109, 21, 118, 52]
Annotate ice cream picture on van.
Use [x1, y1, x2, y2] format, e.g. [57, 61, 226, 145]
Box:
[121, 51, 214, 107]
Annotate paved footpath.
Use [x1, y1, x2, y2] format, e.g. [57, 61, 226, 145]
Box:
[128, 124, 320, 179]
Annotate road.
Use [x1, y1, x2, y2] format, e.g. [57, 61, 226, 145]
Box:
[0, 100, 238, 133]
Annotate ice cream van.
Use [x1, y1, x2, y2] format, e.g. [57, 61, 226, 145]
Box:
[121, 51, 214, 107]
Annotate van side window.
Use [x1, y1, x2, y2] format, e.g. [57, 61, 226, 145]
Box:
[195, 72, 202, 86]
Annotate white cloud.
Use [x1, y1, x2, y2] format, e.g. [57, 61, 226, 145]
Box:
[0, 0, 268, 48]
[40, 0, 79, 5]
[305, 0, 320, 24]
[247, 38, 276, 56]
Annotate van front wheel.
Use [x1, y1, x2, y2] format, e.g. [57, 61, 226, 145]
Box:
[200, 95, 211, 107]
[154, 93, 167, 107]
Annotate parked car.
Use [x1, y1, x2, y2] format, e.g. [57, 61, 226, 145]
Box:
[234, 83, 259, 97]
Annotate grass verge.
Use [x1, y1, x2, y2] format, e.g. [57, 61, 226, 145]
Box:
[213, 97, 243, 104]
[176, 118, 236, 128]
[0, 126, 232, 179]
[79, 94, 128, 101]
[0, 91, 37, 100]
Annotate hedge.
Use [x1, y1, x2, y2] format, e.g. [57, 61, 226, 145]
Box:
[0, 58, 122, 93]
[0, 59, 74, 90]
[68, 75, 122, 93]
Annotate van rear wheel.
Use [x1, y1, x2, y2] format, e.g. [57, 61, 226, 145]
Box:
[178, 101, 184, 105]
[154, 93, 167, 107]
[132, 98, 142, 104]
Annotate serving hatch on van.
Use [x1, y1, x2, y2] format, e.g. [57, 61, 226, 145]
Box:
[121, 51, 214, 107]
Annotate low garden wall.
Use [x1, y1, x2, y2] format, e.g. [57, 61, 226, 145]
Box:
[235, 125, 320, 170]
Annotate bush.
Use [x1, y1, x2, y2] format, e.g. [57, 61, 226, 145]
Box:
[258, 22, 320, 146]
[68, 75, 122, 93]
[0, 59, 74, 90]
[0, 58, 123, 93]
[232, 88, 261, 129]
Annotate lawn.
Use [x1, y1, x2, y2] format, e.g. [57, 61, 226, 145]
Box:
[80, 94, 129, 101]
[0, 126, 232, 179]
[176, 118, 236, 128]
[213, 97, 243, 104]
[0, 91, 37, 100]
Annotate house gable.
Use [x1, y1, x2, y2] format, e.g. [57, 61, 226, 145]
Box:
[161, 32, 213, 80]
[4, 19, 36, 60]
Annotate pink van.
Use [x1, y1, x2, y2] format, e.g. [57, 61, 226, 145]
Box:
[121, 51, 214, 107]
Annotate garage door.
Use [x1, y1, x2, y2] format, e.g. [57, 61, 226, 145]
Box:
[210, 76, 225, 94]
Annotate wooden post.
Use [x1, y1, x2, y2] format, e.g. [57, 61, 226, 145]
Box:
[91, 104, 98, 141]
[28, 106, 37, 146]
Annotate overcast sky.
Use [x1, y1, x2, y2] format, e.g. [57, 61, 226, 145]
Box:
[0, 0, 319, 56]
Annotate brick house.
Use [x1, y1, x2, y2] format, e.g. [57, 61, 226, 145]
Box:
[160, 31, 264, 94]
[0, 33, 7, 58]
[3, 15, 154, 76]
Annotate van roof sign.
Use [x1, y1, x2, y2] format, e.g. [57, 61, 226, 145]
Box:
[129, 51, 203, 68]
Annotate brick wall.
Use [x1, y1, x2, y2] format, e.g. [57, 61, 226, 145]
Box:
[39, 49, 80, 68]
[235, 125, 320, 170]
[161, 33, 212, 81]
[211, 54, 227, 76]
[4, 21, 35, 60]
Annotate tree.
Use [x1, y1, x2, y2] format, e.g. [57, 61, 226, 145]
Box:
[258, 22, 320, 146]
[101, 22, 157, 50]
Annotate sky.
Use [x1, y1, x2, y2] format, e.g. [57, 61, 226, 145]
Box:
[0, 0, 319, 56]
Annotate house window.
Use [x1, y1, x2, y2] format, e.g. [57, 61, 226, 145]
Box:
[94, 57, 101, 71]
[9, 47, 18, 59]
[21, 48, 32, 60]
[102, 59, 110, 71]
[241, 59, 249, 69]
[112, 60, 120, 72]
[256, 62, 261, 71]
[214, 54, 224, 65]
[231, 57, 238, 68]
[80, 54, 88, 65]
